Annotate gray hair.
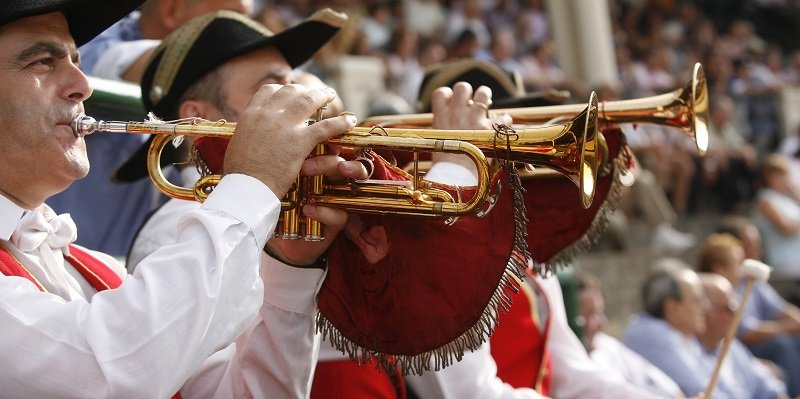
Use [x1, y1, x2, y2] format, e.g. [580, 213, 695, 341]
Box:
[173, 67, 231, 120]
[641, 258, 690, 318]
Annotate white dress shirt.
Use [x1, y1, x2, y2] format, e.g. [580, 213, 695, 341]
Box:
[589, 332, 683, 398]
[0, 174, 324, 398]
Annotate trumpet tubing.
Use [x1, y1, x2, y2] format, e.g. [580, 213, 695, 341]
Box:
[363, 63, 709, 156]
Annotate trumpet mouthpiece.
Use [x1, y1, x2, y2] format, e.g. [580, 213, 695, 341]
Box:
[742, 259, 771, 282]
[71, 113, 97, 137]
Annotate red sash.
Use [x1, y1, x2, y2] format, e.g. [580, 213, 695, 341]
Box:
[0, 244, 182, 399]
[0, 244, 123, 291]
[490, 275, 552, 395]
[311, 359, 406, 399]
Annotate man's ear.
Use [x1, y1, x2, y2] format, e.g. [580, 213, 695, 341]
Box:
[178, 100, 212, 120]
[157, 0, 182, 33]
[663, 297, 679, 321]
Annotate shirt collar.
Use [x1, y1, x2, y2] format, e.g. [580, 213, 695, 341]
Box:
[0, 193, 28, 241]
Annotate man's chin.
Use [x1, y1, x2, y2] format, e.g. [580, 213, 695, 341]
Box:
[62, 162, 90, 185]
[75, 165, 90, 180]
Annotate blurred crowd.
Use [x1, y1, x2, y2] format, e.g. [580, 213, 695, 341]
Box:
[246, 0, 800, 273]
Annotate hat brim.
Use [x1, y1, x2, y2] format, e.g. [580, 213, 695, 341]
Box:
[0, 0, 144, 46]
[142, 9, 345, 118]
[116, 10, 345, 183]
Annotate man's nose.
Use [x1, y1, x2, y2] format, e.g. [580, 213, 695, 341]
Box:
[63, 62, 93, 102]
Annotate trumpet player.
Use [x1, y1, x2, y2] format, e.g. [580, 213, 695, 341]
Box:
[122, 9, 419, 399]
[0, 1, 359, 398]
[48, 0, 254, 258]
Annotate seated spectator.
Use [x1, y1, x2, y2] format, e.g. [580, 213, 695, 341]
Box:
[715, 216, 764, 262]
[623, 258, 710, 397]
[704, 95, 758, 212]
[753, 154, 800, 277]
[716, 215, 800, 308]
[519, 39, 565, 91]
[696, 273, 788, 399]
[612, 152, 697, 254]
[698, 233, 800, 397]
[81, 0, 252, 81]
[577, 272, 684, 398]
[597, 83, 696, 254]
[622, 123, 696, 218]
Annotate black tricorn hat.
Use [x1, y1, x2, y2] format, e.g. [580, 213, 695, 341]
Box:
[416, 59, 569, 113]
[0, 0, 144, 46]
[141, 8, 346, 120]
[114, 9, 346, 183]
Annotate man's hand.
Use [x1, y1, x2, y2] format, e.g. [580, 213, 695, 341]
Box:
[223, 84, 357, 198]
[265, 146, 368, 266]
[428, 82, 509, 183]
[431, 81, 511, 130]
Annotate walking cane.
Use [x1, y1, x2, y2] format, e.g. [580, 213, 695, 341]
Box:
[703, 259, 771, 398]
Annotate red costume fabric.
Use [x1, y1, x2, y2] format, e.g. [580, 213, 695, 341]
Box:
[321, 158, 516, 360]
[311, 359, 406, 399]
[490, 273, 552, 395]
[0, 244, 122, 291]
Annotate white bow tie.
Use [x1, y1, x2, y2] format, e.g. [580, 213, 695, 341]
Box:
[11, 207, 77, 254]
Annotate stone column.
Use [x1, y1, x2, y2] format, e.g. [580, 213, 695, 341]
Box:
[545, 0, 618, 89]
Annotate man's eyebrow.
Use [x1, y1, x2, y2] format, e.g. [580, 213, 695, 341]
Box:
[15, 42, 72, 63]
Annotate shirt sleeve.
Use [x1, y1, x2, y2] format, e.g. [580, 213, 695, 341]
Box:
[0, 174, 280, 398]
[739, 282, 788, 334]
[181, 253, 326, 399]
[404, 343, 546, 399]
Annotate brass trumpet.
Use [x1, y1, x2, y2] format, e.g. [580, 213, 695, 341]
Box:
[363, 62, 710, 156]
[72, 93, 601, 239]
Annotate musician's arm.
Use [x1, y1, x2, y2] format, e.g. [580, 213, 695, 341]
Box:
[181, 253, 325, 398]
